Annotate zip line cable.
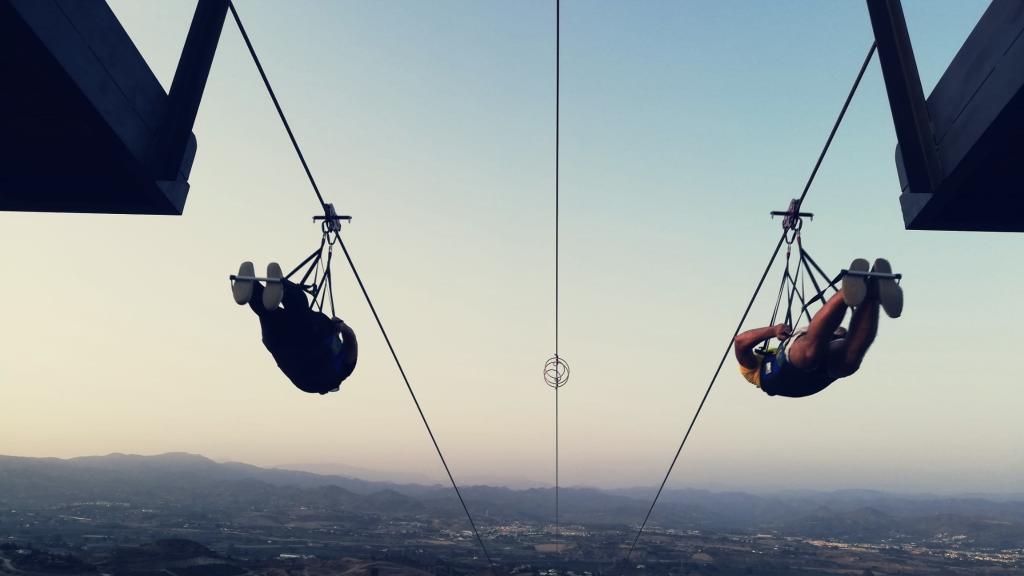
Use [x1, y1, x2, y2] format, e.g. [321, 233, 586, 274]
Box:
[333, 233, 495, 568]
[795, 43, 878, 209]
[541, 0, 571, 553]
[227, 3, 495, 569]
[625, 41, 877, 560]
[624, 234, 786, 559]
[227, 2, 327, 211]
[541, 0, 572, 553]
[554, 0, 561, 551]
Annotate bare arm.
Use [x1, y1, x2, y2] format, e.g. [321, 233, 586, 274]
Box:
[734, 324, 789, 369]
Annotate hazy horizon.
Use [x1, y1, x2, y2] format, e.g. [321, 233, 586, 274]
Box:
[6, 449, 1024, 499]
[3, 0, 1021, 496]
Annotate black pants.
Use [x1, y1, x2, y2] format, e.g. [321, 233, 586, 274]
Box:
[249, 279, 310, 317]
[249, 280, 352, 394]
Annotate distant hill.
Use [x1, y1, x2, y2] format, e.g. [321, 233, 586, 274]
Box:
[0, 452, 439, 503]
[2, 452, 1024, 547]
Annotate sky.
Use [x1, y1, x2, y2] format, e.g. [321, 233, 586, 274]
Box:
[2, 0, 1020, 495]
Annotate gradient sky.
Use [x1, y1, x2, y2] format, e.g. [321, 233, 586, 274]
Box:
[2, 0, 1020, 494]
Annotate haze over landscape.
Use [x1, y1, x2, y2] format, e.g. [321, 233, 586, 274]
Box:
[2, 0, 1022, 500]
[3, 452, 1024, 574]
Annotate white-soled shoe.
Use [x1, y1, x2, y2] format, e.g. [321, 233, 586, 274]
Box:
[262, 262, 285, 311]
[232, 261, 255, 305]
[872, 258, 903, 319]
[842, 258, 870, 307]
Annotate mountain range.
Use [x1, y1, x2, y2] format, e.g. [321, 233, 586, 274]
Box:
[2, 452, 1023, 548]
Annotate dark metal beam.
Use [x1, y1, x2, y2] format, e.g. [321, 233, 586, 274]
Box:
[865, 0, 942, 196]
[152, 0, 229, 180]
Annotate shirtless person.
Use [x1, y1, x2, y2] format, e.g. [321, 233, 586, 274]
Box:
[735, 258, 902, 397]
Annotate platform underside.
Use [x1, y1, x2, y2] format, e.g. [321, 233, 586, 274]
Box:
[0, 0, 195, 215]
[896, 0, 1024, 232]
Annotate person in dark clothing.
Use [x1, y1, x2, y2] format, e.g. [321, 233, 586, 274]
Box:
[232, 262, 357, 395]
[734, 257, 903, 398]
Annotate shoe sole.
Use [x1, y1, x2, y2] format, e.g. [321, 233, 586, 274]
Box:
[872, 258, 903, 318]
[843, 258, 870, 306]
[263, 262, 285, 311]
[232, 262, 255, 305]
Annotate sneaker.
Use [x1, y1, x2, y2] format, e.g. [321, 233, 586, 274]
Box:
[262, 262, 285, 311]
[232, 261, 255, 305]
[842, 258, 870, 306]
[871, 258, 903, 318]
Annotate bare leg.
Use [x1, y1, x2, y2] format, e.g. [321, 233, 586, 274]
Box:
[827, 299, 880, 377]
[786, 293, 848, 370]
